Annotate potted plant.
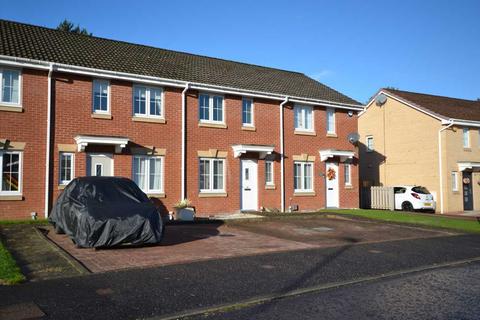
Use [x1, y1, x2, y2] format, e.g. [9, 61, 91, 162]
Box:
[173, 199, 195, 221]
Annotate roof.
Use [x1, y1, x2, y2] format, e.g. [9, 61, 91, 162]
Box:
[0, 19, 360, 106]
[383, 88, 480, 121]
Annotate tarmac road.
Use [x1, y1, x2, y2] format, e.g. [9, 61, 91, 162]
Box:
[0, 233, 479, 320]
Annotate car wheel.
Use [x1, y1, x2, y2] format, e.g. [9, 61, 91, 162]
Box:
[402, 202, 414, 212]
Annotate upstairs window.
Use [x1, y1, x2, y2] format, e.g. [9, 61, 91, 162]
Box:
[326, 108, 335, 134]
[133, 85, 163, 117]
[0, 68, 21, 105]
[92, 79, 109, 113]
[242, 98, 254, 126]
[294, 105, 313, 132]
[199, 93, 224, 123]
[366, 136, 374, 152]
[463, 128, 470, 148]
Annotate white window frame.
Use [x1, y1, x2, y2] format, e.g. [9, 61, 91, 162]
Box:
[451, 171, 458, 192]
[0, 151, 23, 195]
[0, 67, 22, 107]
[199, 93, 225, 124]
[366, 136, 374, 152]
[294, 161, 314, 192]
[92, 79, 110, 114]
[199, 158, 225, 193]
[294, 104, 314, 132]
[132, 85, 165, 118]
[132, 155, 164, 194]
[265, 160, 274, 186]
[326, 108, 336, 134]
[344, 163, 351, 186]
[59, 152, 75, 185]
[463, 127, 470, 148]
[242, 97, 254, 127]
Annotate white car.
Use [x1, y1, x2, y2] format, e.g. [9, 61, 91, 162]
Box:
[393, 186, 436, 212]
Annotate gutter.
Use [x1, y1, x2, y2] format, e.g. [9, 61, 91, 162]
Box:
[438, 120, 454, 214]
[181, 83, 190, 200]
[44, 63, 54, 217]
[0, 55, 364, 111]
[280, 96, 289, 212]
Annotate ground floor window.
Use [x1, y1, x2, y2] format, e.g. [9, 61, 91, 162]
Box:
[294, 161, 313, 192]
[59, 152, 74, 185]
[0, 151, 22, 194]
[344, 163, 351, 186]
[451, 171, 458, 192]
[199, 158, 225, 192]
[132, 156, 164, 193]
[265, 161, 274, 186]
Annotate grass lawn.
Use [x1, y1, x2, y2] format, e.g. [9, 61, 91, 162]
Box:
[0, 239, 25, 285]
[323, 209, 480, 234]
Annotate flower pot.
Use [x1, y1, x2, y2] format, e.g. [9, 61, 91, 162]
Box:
[174, 207, 195, 221]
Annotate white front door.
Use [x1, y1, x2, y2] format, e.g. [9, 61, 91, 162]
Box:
[87, 154, 114, 176]
[241, 159, 258, 211]
[326, 162, 339, 208]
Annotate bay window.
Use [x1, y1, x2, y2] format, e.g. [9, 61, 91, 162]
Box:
[132, 156, 164, 193]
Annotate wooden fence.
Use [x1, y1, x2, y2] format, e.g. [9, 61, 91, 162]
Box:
[370, 186, 395, 210]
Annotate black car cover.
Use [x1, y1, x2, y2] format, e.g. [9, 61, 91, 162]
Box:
[49, 176, 164, 248]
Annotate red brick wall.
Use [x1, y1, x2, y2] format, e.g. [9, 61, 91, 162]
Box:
[1, 67, 359, 219]
[283, 105, 359, 211]
[0, 69, 48, 219]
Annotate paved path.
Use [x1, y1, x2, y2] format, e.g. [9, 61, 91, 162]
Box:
[44, 215, 452, 273]
[1, 233, 479, 319]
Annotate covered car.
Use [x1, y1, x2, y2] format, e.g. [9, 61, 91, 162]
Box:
[49, 176, 164, 248]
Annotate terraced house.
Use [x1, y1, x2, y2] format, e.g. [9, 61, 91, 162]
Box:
[0, 20, 362, 220]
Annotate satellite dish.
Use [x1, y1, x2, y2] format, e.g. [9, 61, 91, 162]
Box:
[375, 94, 387, 106]
[347, 132, 360, 145]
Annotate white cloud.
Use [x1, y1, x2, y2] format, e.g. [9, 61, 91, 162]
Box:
[310, 70, 333, 80]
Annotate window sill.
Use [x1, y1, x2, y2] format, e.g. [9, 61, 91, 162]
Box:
[452, 191, 460, 194]
[294, 130, 316, 136]
[147, 193, 166, 198]
[293, 191, 316, 197]
[198, 122, 227, 129]
[0, 105, 23, 113]
[199, 192, 228, 198]
[0, 194, 23, 201]
[91, 113, 112, 119]
[241, 126, 256, 131]
[463, 148, 472, 152]
[326, 133, 338, 138]
[265, 185, 276, 190]
[344, 185, 353, 189]
[132, 116, 166, 124]
[58, 184, 67, 190]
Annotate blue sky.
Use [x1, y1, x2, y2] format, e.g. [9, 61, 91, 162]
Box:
[1, 0, 479, 103]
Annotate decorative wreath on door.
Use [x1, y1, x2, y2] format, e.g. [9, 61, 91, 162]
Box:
[463, 177, 471, 184]
[327, 168, 336, 181]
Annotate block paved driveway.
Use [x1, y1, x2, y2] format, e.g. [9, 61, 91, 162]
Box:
[45, 214, 455, 273]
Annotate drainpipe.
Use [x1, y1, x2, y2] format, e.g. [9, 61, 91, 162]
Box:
[280, 96, 289, 212]
[44, 63, 54, 217]
[181, 83, 190, 200]
[438, 121, 454, 214]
